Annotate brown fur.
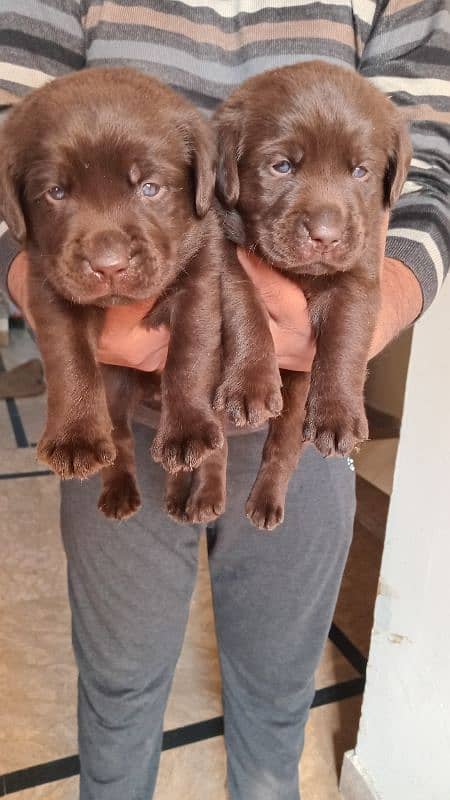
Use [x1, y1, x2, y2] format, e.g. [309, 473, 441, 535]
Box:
[0, 67, 282, 523]
[214, 61, 412, 530]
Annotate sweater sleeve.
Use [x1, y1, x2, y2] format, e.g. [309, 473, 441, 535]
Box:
[359, 0, 450, 313]
[0, 0, 86, 298]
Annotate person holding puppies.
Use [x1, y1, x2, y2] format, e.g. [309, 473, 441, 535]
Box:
[1, 3, 448, 799]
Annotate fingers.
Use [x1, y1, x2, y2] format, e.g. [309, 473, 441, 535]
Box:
[101, 298, 157, 335]
[236, 247, 308, 322]
[236, 247, 316, 372]
[98, 315, 170, 372]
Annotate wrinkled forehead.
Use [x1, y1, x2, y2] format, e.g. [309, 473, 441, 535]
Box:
[245, 87, 386, 163]
[25, 127, 187, 192]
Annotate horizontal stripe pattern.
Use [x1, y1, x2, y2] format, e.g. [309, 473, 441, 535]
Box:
[87, 39, 353, 84]
[0, 0, 448, 313]
[0, 60, 54, 89]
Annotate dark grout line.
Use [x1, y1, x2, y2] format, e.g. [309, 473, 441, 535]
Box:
[328, 623, 368, 677]
[163, 716, 224, 750]
[311, 676, 365, 707]
[0, 677, 365, 794]
[2, 756, 80, 795]
[4, 397, 29, 447]
[0, 353, 29, 448]
[0, 470, 53, 480]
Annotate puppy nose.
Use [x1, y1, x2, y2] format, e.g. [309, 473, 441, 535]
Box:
[90, 250, 128, 277]
[303, 209, 343, 247]
[86, 232, 130, 277]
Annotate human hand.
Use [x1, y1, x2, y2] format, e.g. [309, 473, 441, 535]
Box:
[96, 303, 169, 372]
[237, 212, 422, 368]
[236, 248, 316, 372]
[7, 251, 169, 372]
[7, 251, 34, 327]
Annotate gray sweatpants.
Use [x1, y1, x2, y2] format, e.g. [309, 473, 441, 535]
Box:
[61, 424, 356, 800]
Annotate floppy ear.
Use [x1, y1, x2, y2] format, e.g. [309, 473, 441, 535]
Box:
[383, 119, 412, 208]
[187, 119, 217, 218]
[0, 133, 27, 243]
[215, 109, 242, 209]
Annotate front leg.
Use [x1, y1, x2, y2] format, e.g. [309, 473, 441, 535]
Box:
[165, 439, 228, 525]
[151, 250, 224, 473]
[30, 277, 115, 479]
[303, 273, 380, 457]
[246, 371, 310, 530]
[97, 365, 141, 520]
[214, 241, 283, 427]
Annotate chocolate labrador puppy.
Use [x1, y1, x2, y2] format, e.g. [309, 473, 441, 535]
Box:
[0, 67, 281, 522]
[215, 61, 411, 529]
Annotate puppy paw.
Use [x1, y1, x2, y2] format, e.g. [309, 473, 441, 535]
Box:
[214, 371, 282, 428]
[37, 428, 116, 479]
[245, 483, 285, 531]
[98, 474, 141, 520]
[152, 414, 224, 473]
[303, 396, 368, 457]
[184, 482, 226, 524]
[167, 483, 225, 525]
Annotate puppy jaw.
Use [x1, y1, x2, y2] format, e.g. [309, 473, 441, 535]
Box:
[237, 174, 377, 274]
[27, 184, 192, 304]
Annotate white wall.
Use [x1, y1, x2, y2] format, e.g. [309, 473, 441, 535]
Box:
[342, 276, 450, 800]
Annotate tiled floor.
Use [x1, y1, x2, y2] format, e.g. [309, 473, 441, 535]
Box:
[0, 328, 391, 799]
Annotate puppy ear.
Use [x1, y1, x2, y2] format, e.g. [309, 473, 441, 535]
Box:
[215, 110, 242, 209]
[0, 134, 27, 243]
[383, 119, 412, 207]
[188, 119, 217, 218]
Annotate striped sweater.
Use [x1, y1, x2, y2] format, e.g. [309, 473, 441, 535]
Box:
[0, 0, 448, 311]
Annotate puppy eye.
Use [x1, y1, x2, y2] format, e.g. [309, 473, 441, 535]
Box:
[352, 166, 368, 179]
[272, 160, 293, 174]
[47, 185, 66, 200]
[142, 182, 160, 197]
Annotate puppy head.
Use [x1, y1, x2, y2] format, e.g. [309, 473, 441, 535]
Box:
[0, 67, 216, 304]
[215, 61, 411, 276]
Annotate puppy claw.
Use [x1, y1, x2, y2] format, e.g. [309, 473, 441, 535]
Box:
[152, 418, 224, 473]
[37, 432, 116, 480]
[245, 501, 284, 531]
[185, 497, 225, 525]
[245, 486, 285, 531]
[303, 402, 368, 458]
[98, 474, 141, 520]
[166, 498, 188, 523]
[214, 379, 283, 428]
[166, 481, 225, 525]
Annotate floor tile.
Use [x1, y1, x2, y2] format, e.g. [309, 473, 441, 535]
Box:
[5, 777, 79, 799]
[0, 474, 76, 775]
[0, 474, 61, 606]
[0, 403, 16, 449]
[15, 396, 46, 447]
[0, 447, 45, 477]
[0, 329, 40, 373]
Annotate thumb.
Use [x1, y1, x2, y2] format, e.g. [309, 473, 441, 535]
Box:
[236, 247, 307, 322]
